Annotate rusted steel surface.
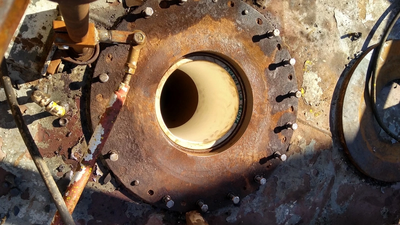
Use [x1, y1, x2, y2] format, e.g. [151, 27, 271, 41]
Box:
[53, 21, 97, 48]
[57, 3, 90, 43]
[339, 40, 400, 182]
[98, 30, 144, 44]
[90, 0, 298, 212]
[52, 39, 145, 224]
[52, 83, 130, 225]
[0, 0, 30, 63]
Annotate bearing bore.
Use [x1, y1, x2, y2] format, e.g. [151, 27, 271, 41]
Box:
[156, 54, 248, 153]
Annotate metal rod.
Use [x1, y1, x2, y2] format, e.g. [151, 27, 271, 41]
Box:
[0, 59, 75, 225]
[58, 2, 90, 43]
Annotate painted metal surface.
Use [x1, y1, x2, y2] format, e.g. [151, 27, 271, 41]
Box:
[89, 0, 298, 212]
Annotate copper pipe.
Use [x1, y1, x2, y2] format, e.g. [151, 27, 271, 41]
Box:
[58, 2, 90, 43]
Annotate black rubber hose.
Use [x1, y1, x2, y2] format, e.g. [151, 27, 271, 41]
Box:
[370, 10, 400, 143]
[0, 59, 75, 225]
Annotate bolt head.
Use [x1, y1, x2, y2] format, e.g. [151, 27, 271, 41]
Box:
[200, 204, 208, 212]
[273, 29, 280, 37]
[291, 123, 298, 130]
[99, 73, 109, 83]
[110, 152, 119, 161]
[289, 58, 296, 66]
[166, 200, 174, 208]
[279, 154, 287, 161]
[295, 91, 301, 98]
[131, 180, 139, 186]
[255, 175, 267, 185]
[143, 7, 154, 17]
[232, 196, 240, 204]
[133, 32, 146, 45]
[242, 10, 249, 15]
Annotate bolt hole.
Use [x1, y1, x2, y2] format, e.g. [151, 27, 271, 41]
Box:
[159, 0, 170, 8]
[257, 18, 263, 25]
[281, 137, 287, 143]
[277, 44, 282, 50]
[290, 106, 294, 112]
[288, 74, 293, 80]
[148, 190, 154, 195]
[228, 1, 234, 7]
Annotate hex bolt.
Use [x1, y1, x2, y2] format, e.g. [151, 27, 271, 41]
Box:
[109, 152, 119, 161]
[99, 73, 109, 83]
[133, 31, 146, 45]
[273, 151, 287, 162]
[268, 29, 280, 38]
[131, 180, 140, 186]
[254, 175, 266, 185]
[227, 193, 240, 204]
[285, 122, 298, 130]
[289, 90, 302, 98]
[142, 7, 154, 18]
[283, 58, 296, 66]
[242, 10, 249, 15]
[197, 200, 208, 212]
[163, 195, 175, 208]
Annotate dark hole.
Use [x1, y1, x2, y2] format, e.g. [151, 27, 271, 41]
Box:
[288, 74, 293, 80]
[160, 69, 199, 128]
[277, 44, 282, 50]
[148, 190, 154, 195]
[290, 106, 294, 112]
[228, 1, 234, 7]
[257, 18, 263, 25]
[159, 0, 171, 8]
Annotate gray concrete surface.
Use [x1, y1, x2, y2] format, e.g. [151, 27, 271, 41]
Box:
[1, 0, 400, 224]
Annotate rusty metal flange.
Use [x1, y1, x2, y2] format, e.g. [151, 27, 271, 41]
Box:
[340, 40, 400, 182]
[90, 0, 298, 211]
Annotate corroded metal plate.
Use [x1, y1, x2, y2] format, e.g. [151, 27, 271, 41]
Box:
[90, 0, 298, 211]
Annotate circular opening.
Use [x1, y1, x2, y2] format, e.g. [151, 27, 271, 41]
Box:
[156, 54, 250, 153]
[228, 1, 234, 7]
[288, 74, 293, 80]
[277, 44, 282, 50]
[148, 190, 154, 195]
[257, 18, 263, 25]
